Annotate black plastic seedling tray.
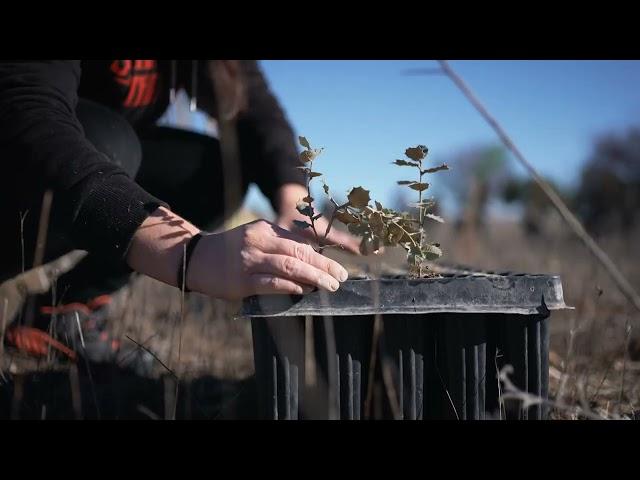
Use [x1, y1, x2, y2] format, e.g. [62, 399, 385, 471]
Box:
[242, 269, 570, 420]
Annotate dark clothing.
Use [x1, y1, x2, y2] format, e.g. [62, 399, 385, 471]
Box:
[0, 60, 303, 283]
[55, 99, 253, 302]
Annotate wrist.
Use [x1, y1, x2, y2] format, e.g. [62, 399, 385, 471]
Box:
[177, 232, 206, 292]
[127, 207, 202, 289]
[184, 232, 221, 296]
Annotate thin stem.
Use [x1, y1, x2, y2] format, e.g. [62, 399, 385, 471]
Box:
[318, 199, 350, 255]
[305, 159, 321, 246]
[19, 211, 28, 273]
[394, 222, 419, 248]
[438, 59, 640, 314]
[324, 202, 349, 238]
[417, 162, 424, 276]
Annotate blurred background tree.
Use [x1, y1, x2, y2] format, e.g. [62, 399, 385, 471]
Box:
[501, 176, 573, 238]
[574, 128, 640, 236]
[443, 144, 511, 263]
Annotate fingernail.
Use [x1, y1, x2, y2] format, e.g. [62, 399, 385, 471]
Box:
[322, 278, 340, 292]
[339, 269, 348, 282]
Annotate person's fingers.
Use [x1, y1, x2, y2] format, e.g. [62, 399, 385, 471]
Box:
[249, 274, 315, 296]
[261, 237, 349, 282]
[256, 253, 342, 292]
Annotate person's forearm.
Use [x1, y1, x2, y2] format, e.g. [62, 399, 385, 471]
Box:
[126, 206, 201, 288]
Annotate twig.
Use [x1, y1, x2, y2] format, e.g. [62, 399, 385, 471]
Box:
[25, 190, 53, 327]
[499, 365, 605, 420]
[556, 318, 580, 406]
[495, 349, 505, 420]
[125, 335, 178, 379]
[590, 356, 616, 403]
[437, 60, 640, 315]
[172, 243, 188, 421]
[435, 363, 459, 420]
[32, 190, 53, 269]
[618, 319, 632, 411]
[19, 211, 28, 274]
[137, 404, 160, 420]
[76, 312, 101, 420]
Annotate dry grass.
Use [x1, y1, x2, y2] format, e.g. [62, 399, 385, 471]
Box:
[433, 220, 640, 419]
[1, 208, 638, 419]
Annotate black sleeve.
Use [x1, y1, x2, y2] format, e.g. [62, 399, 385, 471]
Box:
[236, 60, 305, 209]
[0, 60, 167, 260]
[195, 60, 305, 210]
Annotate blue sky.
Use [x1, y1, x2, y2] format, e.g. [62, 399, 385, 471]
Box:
[163, 60, 640, 217]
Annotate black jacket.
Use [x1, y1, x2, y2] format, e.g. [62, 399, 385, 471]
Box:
[0, 60, 303, 279]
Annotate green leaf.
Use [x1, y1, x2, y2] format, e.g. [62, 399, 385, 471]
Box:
[369, 212, 385, 236]
[323, 183, 330, 195]
[300, 149, 321, 163]
[394, 218, 417, 237]
[408, 252, 425, 266]
[422, 243, 443, 260]
[360, 234, 381, 255]
[425, 213, 444, 223]
[303, 196, 314, 203]
[298, 136, 311, 149]
[293, 220, 312, 229]
[335, 210, 359, 225]
[381, 207, 403, 217]
[312, 213, 323, 221]
[421, 164, 449, 174]
[347, 186, 371, 209]
[405, 145, 428, 162]
[296, 201, 314, 217]
[295, 166, 310, 172]
[407, 243, 425, 265]
[393, 159, 420, 168]
[408, 182, 429, 192]
[397, 180, 414, 185]
[386, 222, 404, 245]
[309, 171, 323, 178]
[348, 221, 370, 236]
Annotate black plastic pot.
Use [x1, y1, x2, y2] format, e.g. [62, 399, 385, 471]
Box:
[242, 269, 570, 420]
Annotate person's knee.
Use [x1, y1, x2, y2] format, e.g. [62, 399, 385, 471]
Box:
[76, 99, 142, 178]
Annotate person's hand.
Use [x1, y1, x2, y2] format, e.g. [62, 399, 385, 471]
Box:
[127, 206, 349, 302]
[187, 219, 349, 300]
[275, 183, 361, 255]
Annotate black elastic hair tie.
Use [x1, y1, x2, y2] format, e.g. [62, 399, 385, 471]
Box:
[178, 232, 204, 293]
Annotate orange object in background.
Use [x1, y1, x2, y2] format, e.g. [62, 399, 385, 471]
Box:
[5, 326, 77, 361]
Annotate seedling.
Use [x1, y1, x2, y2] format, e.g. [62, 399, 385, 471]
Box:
[294, 136, 448, 277]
